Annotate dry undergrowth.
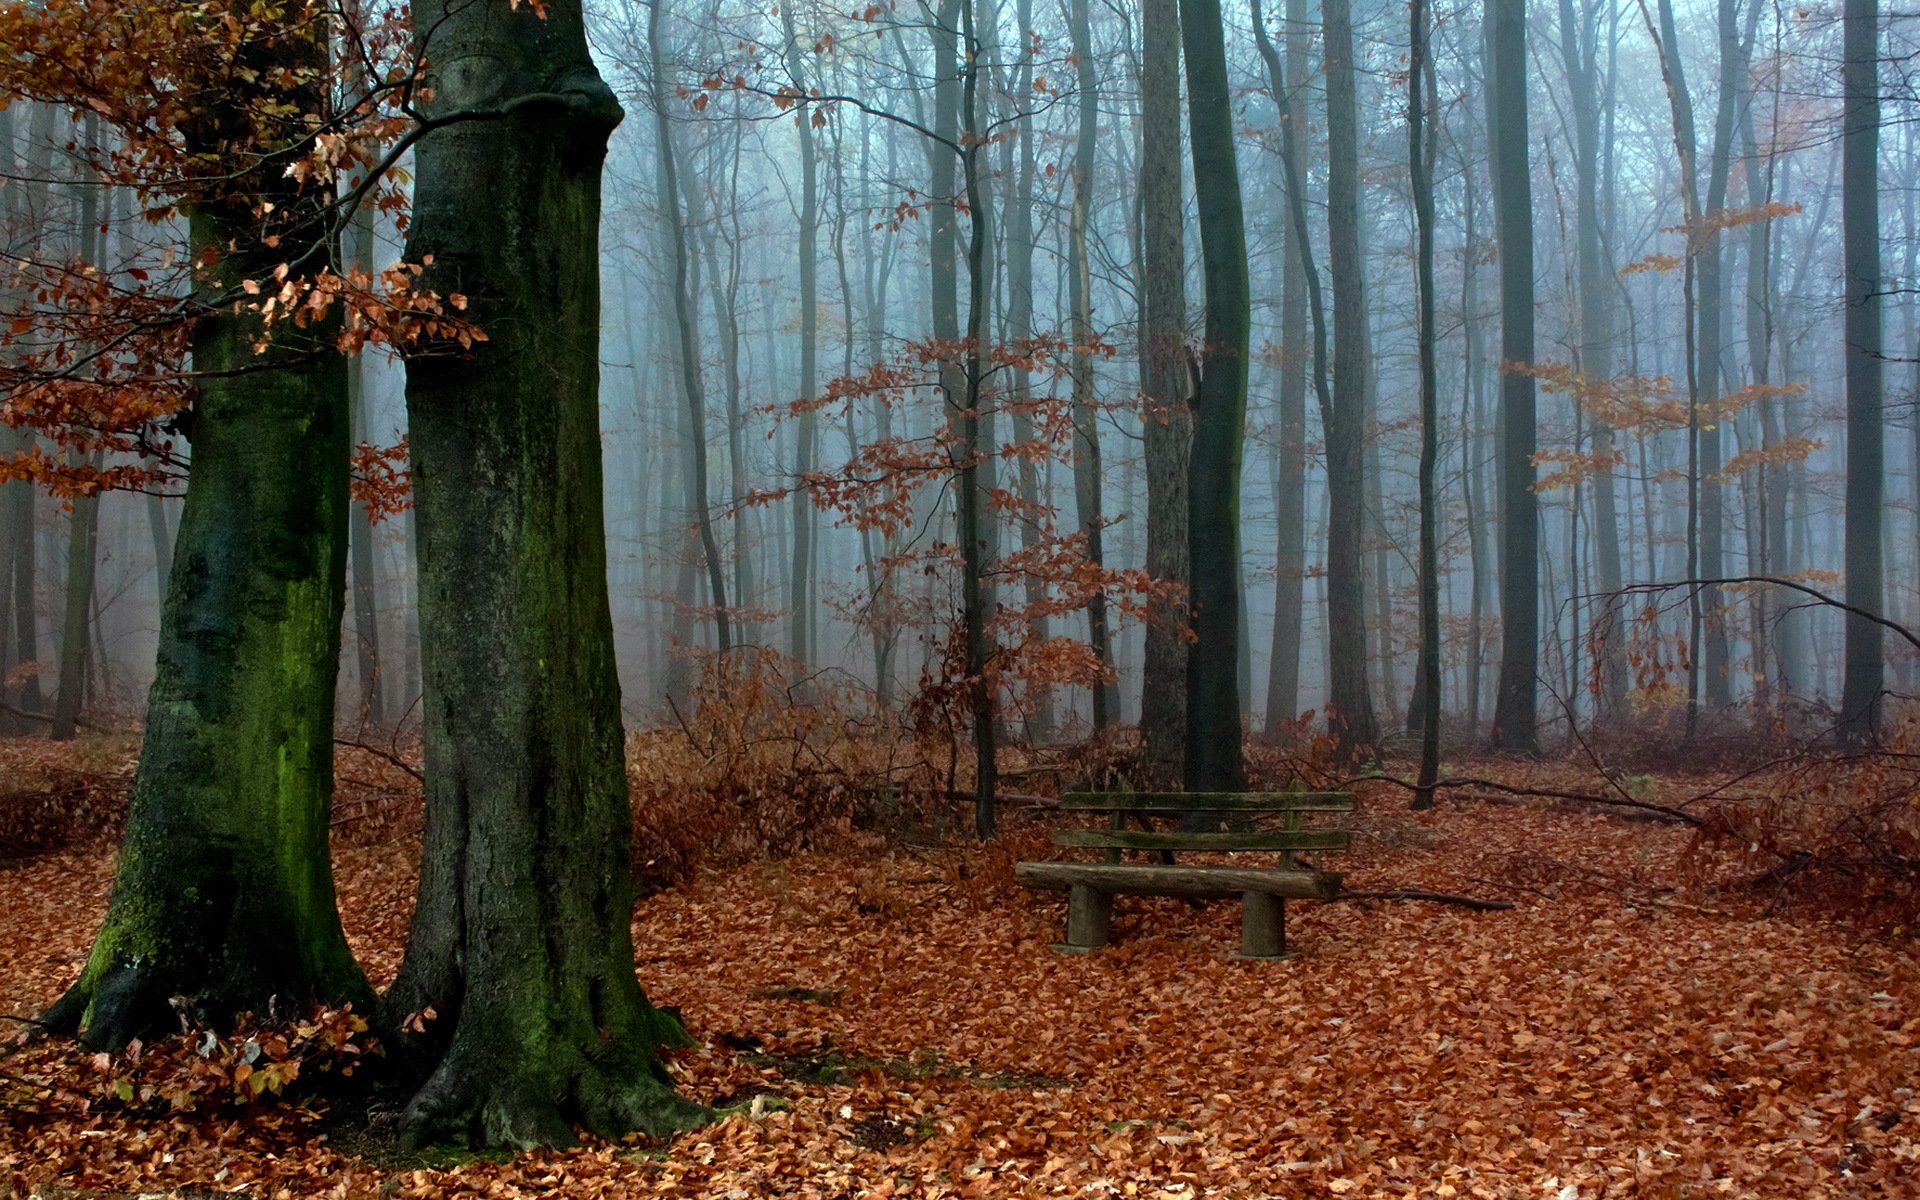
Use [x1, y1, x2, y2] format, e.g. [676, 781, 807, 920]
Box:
[1, 730, 1916, 1198]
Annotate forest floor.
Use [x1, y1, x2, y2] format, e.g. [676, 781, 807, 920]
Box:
[1, 736, 1916, 1198]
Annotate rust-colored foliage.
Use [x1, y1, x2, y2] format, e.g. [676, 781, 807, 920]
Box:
[0, 0, 462, 502]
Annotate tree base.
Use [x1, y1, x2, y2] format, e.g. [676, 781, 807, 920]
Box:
[41, 951, 372, 1052]
[397, 1036, 711, 1150]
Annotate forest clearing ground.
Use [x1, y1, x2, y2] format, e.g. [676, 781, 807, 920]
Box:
[2, 751, 1916, 1198]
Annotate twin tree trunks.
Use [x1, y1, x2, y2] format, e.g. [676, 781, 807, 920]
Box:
[1015, 792, 1353, 961]
[45, 0, 710, 1151]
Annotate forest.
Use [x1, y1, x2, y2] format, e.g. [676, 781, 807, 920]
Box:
[0, 0, 1917, 1193]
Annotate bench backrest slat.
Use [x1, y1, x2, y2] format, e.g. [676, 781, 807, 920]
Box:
[1054, 828, 1352, 853]
[1060, 791, 1354, 813]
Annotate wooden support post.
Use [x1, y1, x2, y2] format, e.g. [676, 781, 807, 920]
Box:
[1239, 891, 1288, 960]
[1059, 883, 1113, 952]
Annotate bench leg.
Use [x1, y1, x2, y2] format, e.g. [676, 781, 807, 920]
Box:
[1058, 884, 1112, 952]
[1238, 892, 1290, 960]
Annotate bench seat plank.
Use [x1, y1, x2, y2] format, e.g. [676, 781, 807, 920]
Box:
[1014, 861, 1342, 900]
[1060, 791, 1354, 813]
[1053, 828, 1352, 853]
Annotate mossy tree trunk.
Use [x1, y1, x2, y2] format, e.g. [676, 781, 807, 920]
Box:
[42, 15, 366, 1042]
[386, 0, 707, 1149]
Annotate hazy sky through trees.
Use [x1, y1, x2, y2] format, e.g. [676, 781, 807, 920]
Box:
[5, 0, 1918, 747]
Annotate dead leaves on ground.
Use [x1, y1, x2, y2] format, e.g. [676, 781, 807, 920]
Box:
[2, 754, 1916, 1198]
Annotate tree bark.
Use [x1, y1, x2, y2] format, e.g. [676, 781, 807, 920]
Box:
[1138, 0, 1190, 785]
[1323, 0, 1377, 757]
[1839, 0, 1884, 741]
[1409, 0, 1441, 806]
[387, 0, 706, 1147]
[1487, 0, 1539, 751]
[1179, 0, 1250, 791]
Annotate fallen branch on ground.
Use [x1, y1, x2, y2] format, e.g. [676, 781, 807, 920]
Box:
[1337, 888, 1514, 912]
[331, 737, 423, 783]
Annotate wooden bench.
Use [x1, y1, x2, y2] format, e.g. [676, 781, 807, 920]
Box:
[1015, 790, 1353, 960]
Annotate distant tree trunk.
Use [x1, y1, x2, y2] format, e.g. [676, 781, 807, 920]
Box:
[1179, 0, 1250, 791]
[1068, 0, 1116, 734]
[1137, 0, 1190, 784]
[0, 432, 42, 722]
[345, 203, 385, 729]
[1264, 0, 1310, 744]
[1693, 0, 1752, 711]
[1742, 5, 1783, 710]
[1453, 75, 1490, 730]
[51, 125, 104, 743]
[1, 103, 49, 723]
[649, 4, 730, 660]
[1252, 0, 1329, 743]
[1559, 0, 1626, 722]
[782, 2, 819, 668]
[1323, 0, 1377, 757]
[387, 0, 705, 1148]
[42, 9, 367, 1047]
[1839, 0, 1884, 741]
[858, 121, 902, 708]
[956, 0, 999, 835]
[1644, 0, 1705, 728]
[1004, 0, 1051, 739]
[1487, 0, 1539, 751]
[1409, 0, 1441, 806]
[49, 473, 97, 741]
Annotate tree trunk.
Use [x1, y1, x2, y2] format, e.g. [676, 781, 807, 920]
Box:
[955, 0, 998, 835]
[1559, 0, 1626, 722]
[1251, 0, 1328, 745]
[1487, 0, 1539, 751]
[43, 13, 366, 1044]
[1179, 0, 1250, 792]
[1003, 0, 1049, 739]
[346, 310, 385, 728]
[1138, 0, 1190, 785]
[387, 0, 705, 1147]
[649, 6, 731, 661]
[50, 475, 97, 741]
[1262, 0, 1311, 744]
[1409, 0, 1441, 806]
[1839, 0, 1884, 740]
[1068, 0, 1116, 734]
[1694, 0, 1752, 711]
[1323, 0, 1377, 757]
[782, 3, 819, 669]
